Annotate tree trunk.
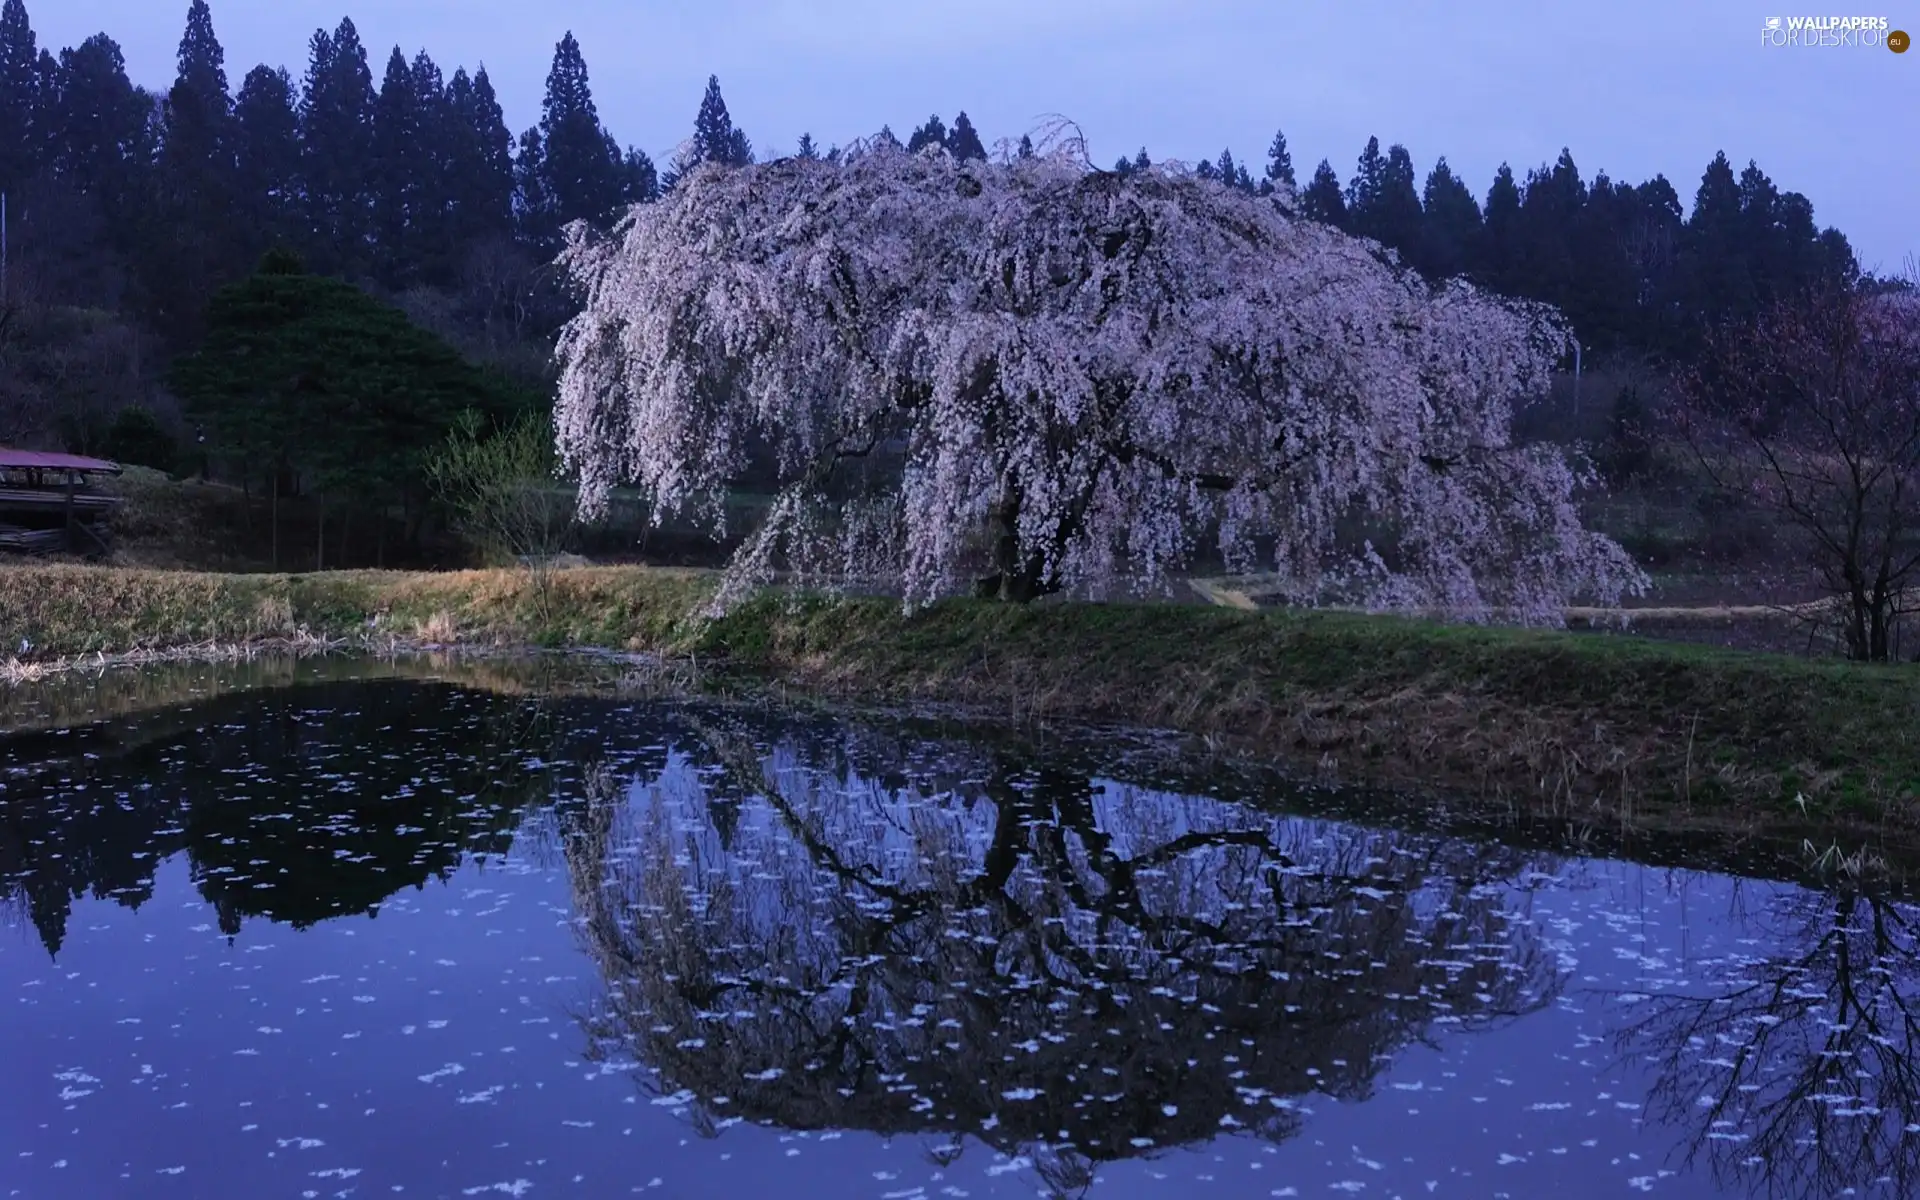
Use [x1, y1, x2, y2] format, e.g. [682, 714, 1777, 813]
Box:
[972, 489, 1058, 602]
[315, 492, 325, 573]
[270, 477, 279, 570]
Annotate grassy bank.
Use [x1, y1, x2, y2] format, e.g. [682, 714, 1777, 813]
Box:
[3, 563, 1918, 847]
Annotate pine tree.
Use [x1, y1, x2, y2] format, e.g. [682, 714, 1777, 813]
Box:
[947, 111, 986, 162]
[1477, 165, 1522, 289]
[1112, 154, 1134, 175]
[0, 0, 42, 190]
[512, 125, 551, 247]
[537, 32, 624, 233]
[1417, 157, 1481, 280]
[232, 64, 301, 258]
[618, 145, 657, 204]
[1369, 143, 1424, 257]
[298, 18, 377, 275]
[149, 0, 237, 339]
[369, 47, 422, 286]
[1132, 147, 1150, 173]
[906, 113, 947, 154]
[1300, 159, 1347, 228]
[1015, 134, 1033, 159]
[1216, 148, 1245, 191]
[1264, 128, 1294, 188]
[794, 132, 818, 160]
[444, 65, 514, 247]
[1344, 136, 1387, 234]
[687, 74, 751, 170]
[48, 34, 154, 213]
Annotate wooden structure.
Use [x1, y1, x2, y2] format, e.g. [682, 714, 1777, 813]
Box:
[0, 448, 122, 556]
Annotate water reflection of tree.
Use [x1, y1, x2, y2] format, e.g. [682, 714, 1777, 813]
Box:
[564, 722, 1562, 1197]
[1618, 885, 1920, 1198]
[0, 680, 552, 954]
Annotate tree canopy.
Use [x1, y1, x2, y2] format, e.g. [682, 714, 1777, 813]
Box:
[169, 252, 529, 516]
[554, 135, 1647, 619]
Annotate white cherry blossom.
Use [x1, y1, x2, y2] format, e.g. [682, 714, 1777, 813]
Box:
[554, 132, 1647, 620]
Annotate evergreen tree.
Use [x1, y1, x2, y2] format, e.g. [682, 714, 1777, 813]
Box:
[511, 125, 551, 246]
[1194, 158, 1218, 181]
[1362, 143, 1423, 258]
[370, 46, 424, 286]
[444, 65, 514, 248]
[947, 111, 986, 162]
[1479, 164, 1522, 291]
[906, 113, 946, 154]
[1418, 157, 1481, 280]
[794, 132, 818, 160]
[0, 0, 42, 190]
[1513, 148, 1585, 304]
[675, 74, 752, 177]
[1015, 133, 1033, 159]
[1112, 154, 1134, 175]
[1264, 127, 1294, 188]
[617, 145, 657, 204]
[298, 18, 377, 275]
[537, 32, 623, 232]
[48, 34, 155, 214]
[1679, 150, 1750, 324]
[1344, 136, 1386, 224]
[149, 0, 237, 340]
[1132, 147, 1150, 173]
[232, 64, 301, 258]
[1300, 159, 1346, 227]
[1217, 148, 1254, 192]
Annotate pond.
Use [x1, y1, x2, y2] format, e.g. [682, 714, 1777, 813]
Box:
[1, 661, 1916, 1198]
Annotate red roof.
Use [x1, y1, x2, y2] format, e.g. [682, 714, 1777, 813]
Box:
[0, 448, 122, 473]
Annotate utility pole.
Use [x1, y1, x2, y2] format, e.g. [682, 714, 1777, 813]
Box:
[1573, 342, 1582, 416]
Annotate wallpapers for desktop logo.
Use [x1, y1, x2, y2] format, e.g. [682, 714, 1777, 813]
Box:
[1761, 14, 1909, 49]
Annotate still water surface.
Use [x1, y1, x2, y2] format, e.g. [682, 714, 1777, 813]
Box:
[1, 665, 1916, 1198]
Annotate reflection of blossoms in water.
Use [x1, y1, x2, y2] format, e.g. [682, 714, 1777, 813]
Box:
[562, 723, 1563, 1195]
[1618, 885, 1920, 1199]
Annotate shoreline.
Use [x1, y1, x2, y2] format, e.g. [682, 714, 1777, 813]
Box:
[3, 563, 1919, 856]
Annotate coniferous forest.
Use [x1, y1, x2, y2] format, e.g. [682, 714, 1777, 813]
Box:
[0, 0, 1894, 570]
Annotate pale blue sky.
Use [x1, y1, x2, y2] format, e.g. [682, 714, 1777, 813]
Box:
[39, 0, 1919, 273]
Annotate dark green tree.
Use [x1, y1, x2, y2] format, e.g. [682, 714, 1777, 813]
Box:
[1344, 138, 1421, 256]
[0, 0, 42, 191]
[1131, 147, 1151, 173]
[616, 144, 657, 204]
[1015, 133, 1033, 159]
[444, 66, 515, 248]
[369, 45, 454, 287]
[231, 65, 302, 260]
[1344, 136, 1386, 226]
[906, 113, 947, 154]
[1479, 163, 1522, 292]
[169, 252, 529, 567]
[511, 125, 551, 247]
[536, 32, 624, 233]
[1299, 159, 1347, 228]
[1417, 157, 1481, 280]
[679, 74, 751, 176]
[47, 34, 155, 220]
[144, 0, 236, 342]
[1264, 128, 1294, 188]
[297, 19, 377, 275]
[947, 111, 986, 162]
[794, 132, 819, 160]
